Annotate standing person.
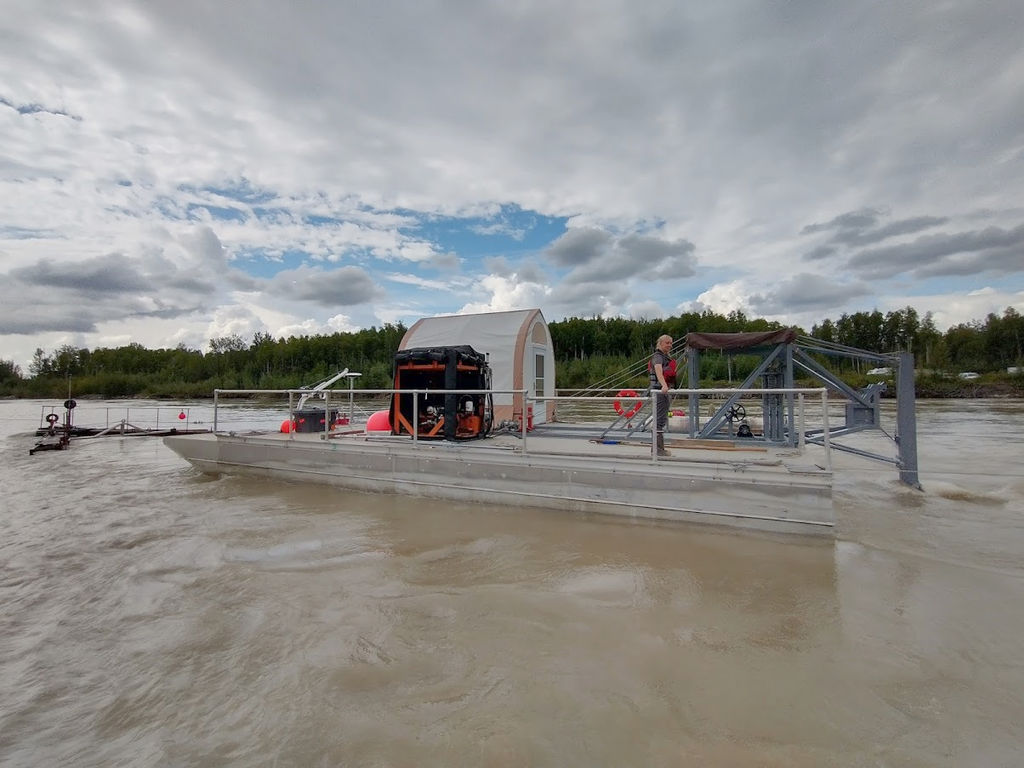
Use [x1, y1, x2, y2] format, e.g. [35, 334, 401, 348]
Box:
[649, 334, 673, 456]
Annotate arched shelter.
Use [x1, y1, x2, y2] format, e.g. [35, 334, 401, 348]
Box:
[400, 309, 556, 426]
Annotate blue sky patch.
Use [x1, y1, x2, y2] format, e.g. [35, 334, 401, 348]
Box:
[417, 205, 567, 262]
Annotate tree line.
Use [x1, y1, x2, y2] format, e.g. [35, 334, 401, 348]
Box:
[1, 306, 1021, 398]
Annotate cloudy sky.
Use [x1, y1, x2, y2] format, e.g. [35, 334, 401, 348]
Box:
[2, 1, 1023, 370]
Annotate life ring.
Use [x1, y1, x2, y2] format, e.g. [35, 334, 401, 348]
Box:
[613, 390, 643, 420]
[45, 413, 60, 425]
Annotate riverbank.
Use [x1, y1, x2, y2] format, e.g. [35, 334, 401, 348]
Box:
[898, 379, 1024, 398]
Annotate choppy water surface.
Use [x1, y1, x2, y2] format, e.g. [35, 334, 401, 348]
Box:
[2, 399, 1022, 766]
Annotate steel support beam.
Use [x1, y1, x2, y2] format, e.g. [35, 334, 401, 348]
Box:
[896, 351, 921, 489]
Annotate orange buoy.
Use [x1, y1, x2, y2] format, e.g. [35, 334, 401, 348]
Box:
[280, 419, 293, 433]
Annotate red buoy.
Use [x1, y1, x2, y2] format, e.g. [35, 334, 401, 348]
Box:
[366, 409, 391, 432]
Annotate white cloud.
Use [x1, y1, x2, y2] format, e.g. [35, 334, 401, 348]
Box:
[325, 314, 358, 333]
[679, 282, 749, 317]
[2, 0, 1024, 371]
[629, 301, 667, 321]
[882, 287, 1024, 331]
[458, 274, 552, 315]
[385, 273, 460, 292]
[205, 306, 265, 345]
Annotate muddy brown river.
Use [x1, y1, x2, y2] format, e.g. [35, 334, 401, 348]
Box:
[1, 398, 1022, 766]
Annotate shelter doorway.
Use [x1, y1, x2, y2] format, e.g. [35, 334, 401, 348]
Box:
[532, 344, 547, 425]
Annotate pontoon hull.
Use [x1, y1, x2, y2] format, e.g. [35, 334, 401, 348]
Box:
[164, 431, 834, 536]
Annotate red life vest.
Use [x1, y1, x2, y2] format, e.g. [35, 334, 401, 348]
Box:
[648, 357, 677, 385]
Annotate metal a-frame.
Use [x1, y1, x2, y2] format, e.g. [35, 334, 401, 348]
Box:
[685, 332, 920, 489]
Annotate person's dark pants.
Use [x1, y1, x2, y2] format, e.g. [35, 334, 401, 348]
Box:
[652, 390, 670, 433]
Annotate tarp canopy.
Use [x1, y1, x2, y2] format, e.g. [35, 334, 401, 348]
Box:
[394, 345, 488, 368]
[686, 329, 798, 351]
[401, 309, 544, 397]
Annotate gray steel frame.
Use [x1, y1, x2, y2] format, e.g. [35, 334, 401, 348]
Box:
[685, 337, 920, 489]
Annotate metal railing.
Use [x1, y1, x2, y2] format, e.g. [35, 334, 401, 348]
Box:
[39, 403, 199, 432]
[211, 385, 833, 469]
[532, 387, 831, 468]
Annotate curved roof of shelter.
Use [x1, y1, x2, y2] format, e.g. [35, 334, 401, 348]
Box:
[400, 309, 550, 391]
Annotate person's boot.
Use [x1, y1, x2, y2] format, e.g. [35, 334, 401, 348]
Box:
[656, 433, 671, 457]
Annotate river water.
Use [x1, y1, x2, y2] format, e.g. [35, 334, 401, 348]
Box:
[1, 398, 1022, 767]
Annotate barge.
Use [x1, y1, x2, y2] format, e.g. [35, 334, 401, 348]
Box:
[164, 418, 835, 536]
[164, 316, 920, 537]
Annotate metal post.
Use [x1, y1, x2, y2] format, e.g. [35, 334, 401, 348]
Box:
[896, 351, 921, 489]
[324, 389, 330, 438]
[413, 391, 419, 444]
[651, 391, 658, 462]
[521, 391, 528, 454]
[820, 389, 831, 471]
[213, 390, 219, 432]
[798, 393, 805, 450]
[288, 391, 294, 441]
[784, 344, 795, 447]
[687, 350, 700, 438]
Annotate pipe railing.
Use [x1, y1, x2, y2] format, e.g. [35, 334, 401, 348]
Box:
[531, 387, 831, 468]
[212, 385, 833, 470]
[39, 404, 195, 432]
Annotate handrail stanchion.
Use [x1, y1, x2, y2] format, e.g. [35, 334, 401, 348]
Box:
[288, 391, 294, 441]
[324, 389, 330, 438]
[651, 391, 657, 462]
[413, 391, 418, 444]
[798, 393, 805, 450]
[213, 390, 219, 433]
[521, 390, 528, 453]
[821, 388, 831, 470]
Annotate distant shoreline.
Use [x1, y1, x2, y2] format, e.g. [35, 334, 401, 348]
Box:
[905, 381, 1024, 399]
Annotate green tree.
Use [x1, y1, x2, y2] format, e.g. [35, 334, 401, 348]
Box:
[209, 334, 247, 354]
[945, 322, 985, 370]
[29, 348, 53, 377]
[0, 358, 22, 384]
[916, 312, 944, 368]
[52, 344, 83, 376]
[811, 318, 836, 343]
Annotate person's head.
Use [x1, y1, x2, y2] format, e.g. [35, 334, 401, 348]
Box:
[656, 334, 672, 352]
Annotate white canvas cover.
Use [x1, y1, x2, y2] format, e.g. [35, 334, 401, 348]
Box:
[400, 309, 555, 424]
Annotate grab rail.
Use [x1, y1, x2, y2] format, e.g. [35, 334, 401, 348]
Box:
[210, 385, 832, 470]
